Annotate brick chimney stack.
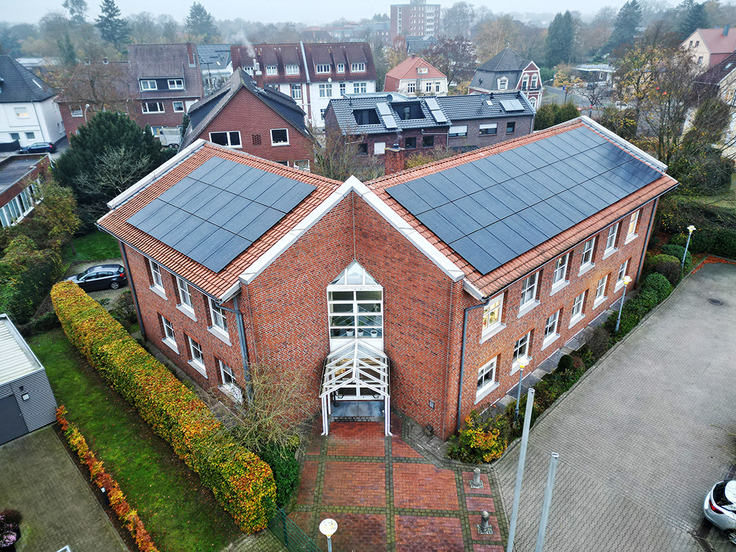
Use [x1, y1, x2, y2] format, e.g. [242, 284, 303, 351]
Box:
[384, 143, 405, 175]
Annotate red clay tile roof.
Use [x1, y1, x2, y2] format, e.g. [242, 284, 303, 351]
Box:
[384, 55, 447, 92]
[696, 28, 736, 55]
[97, 143, 342, 299]
[368, 118, 678, 297]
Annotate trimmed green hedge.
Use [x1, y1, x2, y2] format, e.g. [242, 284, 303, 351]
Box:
[51, 281, 276, 533]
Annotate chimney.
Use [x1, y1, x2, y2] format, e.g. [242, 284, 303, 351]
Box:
[384, 143, 406, 175]
[725, 25, 731, 36]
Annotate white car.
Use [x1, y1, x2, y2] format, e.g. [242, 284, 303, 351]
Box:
[704, 480, 736, 544]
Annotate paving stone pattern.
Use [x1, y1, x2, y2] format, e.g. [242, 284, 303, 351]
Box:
[291, 419, 505, 551]
[495, 263, 736, 552]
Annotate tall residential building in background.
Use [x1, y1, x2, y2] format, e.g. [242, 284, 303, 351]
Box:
[390, 0, 441, 42]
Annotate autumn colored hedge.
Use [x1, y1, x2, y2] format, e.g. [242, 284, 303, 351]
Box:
[51, 281, 276, 533]
[56, 406, 159, 552]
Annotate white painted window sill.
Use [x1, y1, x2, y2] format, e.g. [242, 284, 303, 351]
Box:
[541, 333, 560, 351]
[550, 280, 569, 296]
[189, 359, 208, 378]
[517, 300, 540, 318]
[578, 263, 594, 277]
[602, 247, 618, 260]
[177, 304, 196, 321]
[162, 338, 178, 354]
[614, 281, 626, 292]
[569, 313, 585, 328]
[150, 285, 167, 300]
[625, 233, 638, 245]
[219, 384, 243, 404]
[208, 325, 232, 346]
[480, 323, 506, 343]
[475, 382, 500, 404]
[593, 296, 607, 309]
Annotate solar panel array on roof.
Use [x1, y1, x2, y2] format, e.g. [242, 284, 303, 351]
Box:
[386, 126, 663, 275]
[127, 157, 316, 273]
[425, 97, 448, 124]
[377, 102, 398, 129]
[500, 99, 524, 112]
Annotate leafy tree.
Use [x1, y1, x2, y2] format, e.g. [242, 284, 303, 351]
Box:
[58, 33, 78, 66]
[545, 11, 576, 67]
[605, 0, 642, 54]
[474, 16, 519, 63]
[34, 179, 81, 251]
[678, 0, 709, 40]
[313, 129, 383, 181]
[158, 14, 179, 42]
[185, 2, 220, 43]
[63, 0, 88, 25]
[600, 106, 638, 140]
[127, 12, 159, 44]
[578, 7, 616, 58]
[442, 1, 475, 38]
[96, 0, 130, 52]
[423, 37, 476, 85]
[534, 104, 556, 130]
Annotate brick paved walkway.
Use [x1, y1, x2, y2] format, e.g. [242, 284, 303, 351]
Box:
[291, 418, 506, 551]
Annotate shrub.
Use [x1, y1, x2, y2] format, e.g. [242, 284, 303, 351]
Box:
[587, 326, 611, 360]
[256, 443, 300, 509]
[448, 410, 507, 464]
[661, 244, 692, 273]
[649, 254, 681, 286]
[17, 310, 61, 337]
[640, 273, 673, 303]
[0, 253, 64, 325]
[51, 282, 276, 532]
[557, 354, 573, 373]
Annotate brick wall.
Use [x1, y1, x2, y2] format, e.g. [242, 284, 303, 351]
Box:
[447, 116, 534, 149]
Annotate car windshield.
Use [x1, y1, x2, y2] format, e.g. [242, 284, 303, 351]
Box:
[714, 482, 736, 511]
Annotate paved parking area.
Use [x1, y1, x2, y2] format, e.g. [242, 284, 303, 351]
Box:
[0, 426, 126, 552]
[64, 259, 128, 307]
[495, 262, 736, 551]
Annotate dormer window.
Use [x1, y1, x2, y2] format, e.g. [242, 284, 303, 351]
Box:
[418, 66, 428, 74]
[337, 63, 345, 73]
[316, 64, 331, 74]
[266, 65, 277, 76]
[351, 62, 366, 72]
[168, 79, 184, 90]
[285, 64, 300, 75]
[140, 80, 157, 91]
[498, 77, 508, 90]
[244, 66, 254, 75]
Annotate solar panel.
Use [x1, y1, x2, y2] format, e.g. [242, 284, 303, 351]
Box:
[425, 98, 441, 111]
[127, 157, 316, 273]
[377, 102, 392, 116]
[500, 99, 524, 112]
[425, 97, 448, 124]
[376, 102, 398, 129]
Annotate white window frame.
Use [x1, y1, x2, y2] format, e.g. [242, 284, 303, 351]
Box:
[337, 63, 345, 73]
[542, 310, 561, 349]
[266, 65, 277, 76]
[479, 123, 498, 135]
[604, 223, 620, 258]
[353, 82, 367, 94]
[141, 101, 165, 114]
[161, 315, 178, 352]
[70, 105, 83, 118]
[498, 77, 508, 90]
[187, 336, 206, 377]
[519, 272, 540, 316]
[511, 332, 531, 373]
[218, 359, 242, 403]
[449, 125, 468, 137]
[319, 83, 332, 98]
[626, 210, 640, 243]
[339, 82, 346, 96]
[374, 142, 386, 155]
[208, 297, 230, 343]
[579, 237, 596, 275]
[270, 128, 289, 146]
[315, 63, 331, 74]
[294, 159, 311, 171]
[435, 81, 441, 92]
[407, 81, 416, 93]
[327, 261, 383, 350]
[291, 84, 302, 99]
[172, 101, 185, 113]
[140, 79, 157, 91]
[149, 260, 166, 298]
[424, 81, 433, 93]
[285, 64, 300, 75]
[476, 356, 499, 402]
[209, 131, 242, 148]
[14, 107, 29, 118]
[176, 277, 195, 319]
[481, 294, 505, 341]
[615, 259, 629, 291]
[570, 291, 586, 327]
[351, 62, 366, 72]
[531, 74, 539, 88]
[551, 253, 570, 294]
[167, 78, 184, 90]
[594, 274, 609, 308]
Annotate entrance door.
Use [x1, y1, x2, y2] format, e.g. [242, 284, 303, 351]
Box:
[0, 395, 28, 445]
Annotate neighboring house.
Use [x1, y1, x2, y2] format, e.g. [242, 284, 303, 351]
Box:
[405, 35, 438, 55]
[323, 91, 534, 158]
[0, 153, 48, 229]
[384, 55, 448, 96]
[0, 56, 65, 149]
[469, 47, 543, 109]
[0, 313, 58, 445]
[390, 0, 441, 42]
[198, 44, 233, 96]
[181, 68, 313, 170]
[231, 42, 377, 129]
[695, 51, 736, 157]
[682, 27, 736, 68]
[96, 116, 677, 440]
[574, 64, 615, 83]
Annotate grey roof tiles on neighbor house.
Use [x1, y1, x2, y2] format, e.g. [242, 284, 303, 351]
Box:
[126, 157, 316, 273]
[0, 56, 57, 103]
[385, 125, 664, 275]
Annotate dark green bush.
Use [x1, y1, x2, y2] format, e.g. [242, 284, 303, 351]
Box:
[587, 326, 611, 360]
[640, 273, 673, 303]
[0, 254, 64, 324]
[649, 254, 681, 286]
[557, 354, 573, 373]
[661, 244, 692, 273]
[17, 310, 61, 337]
[257, 443, 300, 508]
[713, 228, 736, 259]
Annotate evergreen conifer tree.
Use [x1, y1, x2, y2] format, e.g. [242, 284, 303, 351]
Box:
[95, 0, 130, 52]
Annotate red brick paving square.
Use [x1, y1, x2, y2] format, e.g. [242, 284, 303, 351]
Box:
[286, 511, 312, 535]
[463, 471, 492, 494]
[322, 461, 385, 507]
[327, 422, 386, 457]
[315, 512, 386, 552]
[392, 435, 424, 458]
[473, 545, 505, 551]
[393, 463, 459, 510]
[395, 515, 465, 551]
[469, 516, 502, 541]
[295, 460, 319, 506]
[466, 495, 495, 513]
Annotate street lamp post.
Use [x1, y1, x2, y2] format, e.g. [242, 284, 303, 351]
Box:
[84, 103, 90, 122]
[682, 225, 696, 272]
[514, 357, 528, 426]
[319, 518, 338, 552]
[615, 275, 633, 333]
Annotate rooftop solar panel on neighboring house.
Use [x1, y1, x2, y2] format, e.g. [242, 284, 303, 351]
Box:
[376, 102, 398, 129]
[425, 97, 449, 124]
[127, 157, 316, 273]
[500, 99, 524, 112]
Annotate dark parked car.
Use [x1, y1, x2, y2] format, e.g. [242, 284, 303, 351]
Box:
[67, 264, 127, 291]
[20, 141, 57, 154]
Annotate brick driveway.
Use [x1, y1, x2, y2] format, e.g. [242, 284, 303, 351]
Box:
[291, 419, 505, 551]
[495, 262, 736, 551]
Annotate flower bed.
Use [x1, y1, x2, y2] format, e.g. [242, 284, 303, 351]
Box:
[51, 281, 276, 533]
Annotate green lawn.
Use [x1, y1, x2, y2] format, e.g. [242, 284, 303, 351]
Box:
[63, 231, 121, 263]
[29, 329, 241, 552]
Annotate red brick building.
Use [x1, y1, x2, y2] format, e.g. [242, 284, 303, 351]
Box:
[0, 154, 49, 228]
[180, 69, 314, 170]
[97, 117, 677, 440]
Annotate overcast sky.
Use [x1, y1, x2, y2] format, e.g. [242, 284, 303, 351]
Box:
[4, 0, 635, 26]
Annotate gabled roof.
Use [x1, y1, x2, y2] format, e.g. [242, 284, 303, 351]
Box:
[128, 43, 204, 99]
[0, 314, 43, 385]
[435, 92, 534, 121]
[697, 50, 736, 86]
[197, 44, 232, 69]
[693, 28, 736, 55]
[181, 68, 309, 149]
[384, 55, 446, 91]
[0, 56, 56, 103]
[476, 47, 528, 74]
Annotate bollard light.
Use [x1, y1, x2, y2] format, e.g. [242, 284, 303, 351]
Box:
[319, 518, 338, 552]
[470, 467, 484, 489]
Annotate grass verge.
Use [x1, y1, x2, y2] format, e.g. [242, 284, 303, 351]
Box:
[28, 329, 241, 552]
[63, 231, 121, 263]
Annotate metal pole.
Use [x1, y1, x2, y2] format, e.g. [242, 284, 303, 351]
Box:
[514, 368, 524, 426]
[615, 283, 628, 333]
[327, 536, 333, 552]
[682, 231, 692, 271]
[506, 387, 535, 552]
[534, 452, 560, 552]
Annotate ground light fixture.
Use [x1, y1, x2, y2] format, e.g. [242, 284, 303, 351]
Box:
[514, 356, 530, 426]
[682, 225, 697, 271]
[319, 518, 338, 552]
[615, 275, 633, 333]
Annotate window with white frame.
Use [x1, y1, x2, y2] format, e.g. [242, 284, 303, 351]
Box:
[266, 65, 277, 75]
[552, 253, 570, 289]
[435, 81, 441, 92]
[71, 105, 83, 117]
[580, 237, 596, 270]
[244, 66, 254, 76]
[294, 159, 311, 171]
[407, 81, 416, 93]
[424, 81, 433, 93]
[594, 274, 608, 306]
[188, 336, 206, 374]
[351, 62, 366, 72]
[25, 132, 34, 140]
[449, 125, 468, 137]
[149, 260, 164, 291]
[14, 107, 29, 118]
[479, 123, 497, 135]
[339, 82, 347, 96]
[161, 315, 177, 350]
[477, 356, 498, 397]
[176, 277, 193, 311]
[217, 359, 242, 401]
[374, 142, 386, 155]
[605, 223, 619, 254]
[141, 101, 164, 113]
[210, 131, 241, 147]
[353, 82, 367, 93]
[315, 64, 331, 73]
[270, 128, 289, 145]
[139, 80, 157, 91]
[337, 63, 345, 73]
[543, 310, 560, 344]
[522, 74, 529, 90]
[208, 298, 228, 334]
[616, 259, 629, 287]
[498, 77, 508, 90]
[291, 84, 302, 99]
[173, 101, 185, 112]
[327, 261, 383, 347]
[512, 332, 531, 368]
[531, 74, 538, 88]
[481, 294, 504, 338]
[167, 78, 184, 89]
[571, 291, 585, 323]
[520, 272, 539, 309]
[285, 64, 300, 75]
[626, 210, 640, 241]
[319, 83, 332, 97]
